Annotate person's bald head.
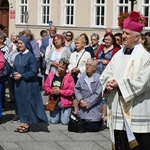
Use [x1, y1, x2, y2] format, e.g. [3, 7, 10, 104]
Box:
[106, 28, 112, 33]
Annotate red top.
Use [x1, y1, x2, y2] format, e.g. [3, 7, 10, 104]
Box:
[95, 44, 121, 64]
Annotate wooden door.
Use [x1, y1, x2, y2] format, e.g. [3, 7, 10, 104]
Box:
[0, 7, 9, 36]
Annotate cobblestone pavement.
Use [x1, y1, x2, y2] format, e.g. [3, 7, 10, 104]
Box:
[0, 89, 111, 150]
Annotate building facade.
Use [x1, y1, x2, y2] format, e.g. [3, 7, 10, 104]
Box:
[0, 0, 150, 39]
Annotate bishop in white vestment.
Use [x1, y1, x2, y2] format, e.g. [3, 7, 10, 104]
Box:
[100, 11, 150, 150]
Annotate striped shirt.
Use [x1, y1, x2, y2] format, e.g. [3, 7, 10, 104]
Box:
[0, 45, 10, 60]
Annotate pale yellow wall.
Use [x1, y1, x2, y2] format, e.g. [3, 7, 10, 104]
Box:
[106, 0, 114, 28]
[75, 0, 91, 27]
[7, 0, 147, 40]
[51, 0, 60, 26]
[8, 0, 17, 37]
[28, 1, 38, 25]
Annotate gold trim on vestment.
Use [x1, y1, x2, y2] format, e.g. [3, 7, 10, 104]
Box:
[120, 96, 132, 119]
[125, 60, 135, 79]
[129, 139, 138, 149]
[112, 142, 115, 150]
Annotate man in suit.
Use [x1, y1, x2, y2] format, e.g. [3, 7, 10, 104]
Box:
[40, 25, 57, 56]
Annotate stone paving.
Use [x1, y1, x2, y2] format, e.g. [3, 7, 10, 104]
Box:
[0, 89, 111, 150]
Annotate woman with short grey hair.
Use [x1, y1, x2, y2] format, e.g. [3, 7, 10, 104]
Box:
[90, 33, 100, 56]
[74, 58, 104, 132]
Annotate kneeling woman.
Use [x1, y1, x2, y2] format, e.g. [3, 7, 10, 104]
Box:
[75, 58, 104, 132]
[13, 36, 48, 133]
[44, 58, 75, 125]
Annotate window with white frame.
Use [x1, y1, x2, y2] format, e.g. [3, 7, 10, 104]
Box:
[40, 0, 50, 25]
[115, 0, 129, 28]
[117, 0, 129, 16]
[18, 0, 28, 24]
[93, 0, 105, 27]
[141, 0, 150, 28]
[64, 0, 74, 26]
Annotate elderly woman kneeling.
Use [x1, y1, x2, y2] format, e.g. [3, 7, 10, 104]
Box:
[75, 58, 104, 132]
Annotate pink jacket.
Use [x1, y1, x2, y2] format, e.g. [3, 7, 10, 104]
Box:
[44, 72, 75, 108]
[0, 51, 5, 73]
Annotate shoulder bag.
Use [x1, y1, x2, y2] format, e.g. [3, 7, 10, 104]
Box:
[45, 75, 64, 111]
[72, 51, 85, 83]
[45, 97, 59, 111]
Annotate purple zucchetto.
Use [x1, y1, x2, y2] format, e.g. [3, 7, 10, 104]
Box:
[123, 17, 143, 32]
[123, 11, 145, 33]
[118, 11, 146, 33]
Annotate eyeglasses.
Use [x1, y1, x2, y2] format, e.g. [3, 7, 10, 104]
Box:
[86, 63, 93, 67]
[91, 39, 97, 41]
[66, 34, 71, 37]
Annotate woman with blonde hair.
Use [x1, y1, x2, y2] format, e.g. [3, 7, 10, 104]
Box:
[10, 32, 19, 52]
[68, 36, 91, 83]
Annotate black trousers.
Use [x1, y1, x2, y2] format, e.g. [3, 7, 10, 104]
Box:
[81, 119, 103, 132]
[114, 130, 150, 150]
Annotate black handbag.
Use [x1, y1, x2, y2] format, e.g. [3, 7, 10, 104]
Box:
[71, 72, 78, 84]
[68, 113, 84, 133]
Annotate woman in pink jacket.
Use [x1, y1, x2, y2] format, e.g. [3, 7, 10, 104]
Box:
[44, 58, 75, 125]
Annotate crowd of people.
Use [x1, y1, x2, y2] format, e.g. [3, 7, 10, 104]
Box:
[0, 10, 150, 149]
